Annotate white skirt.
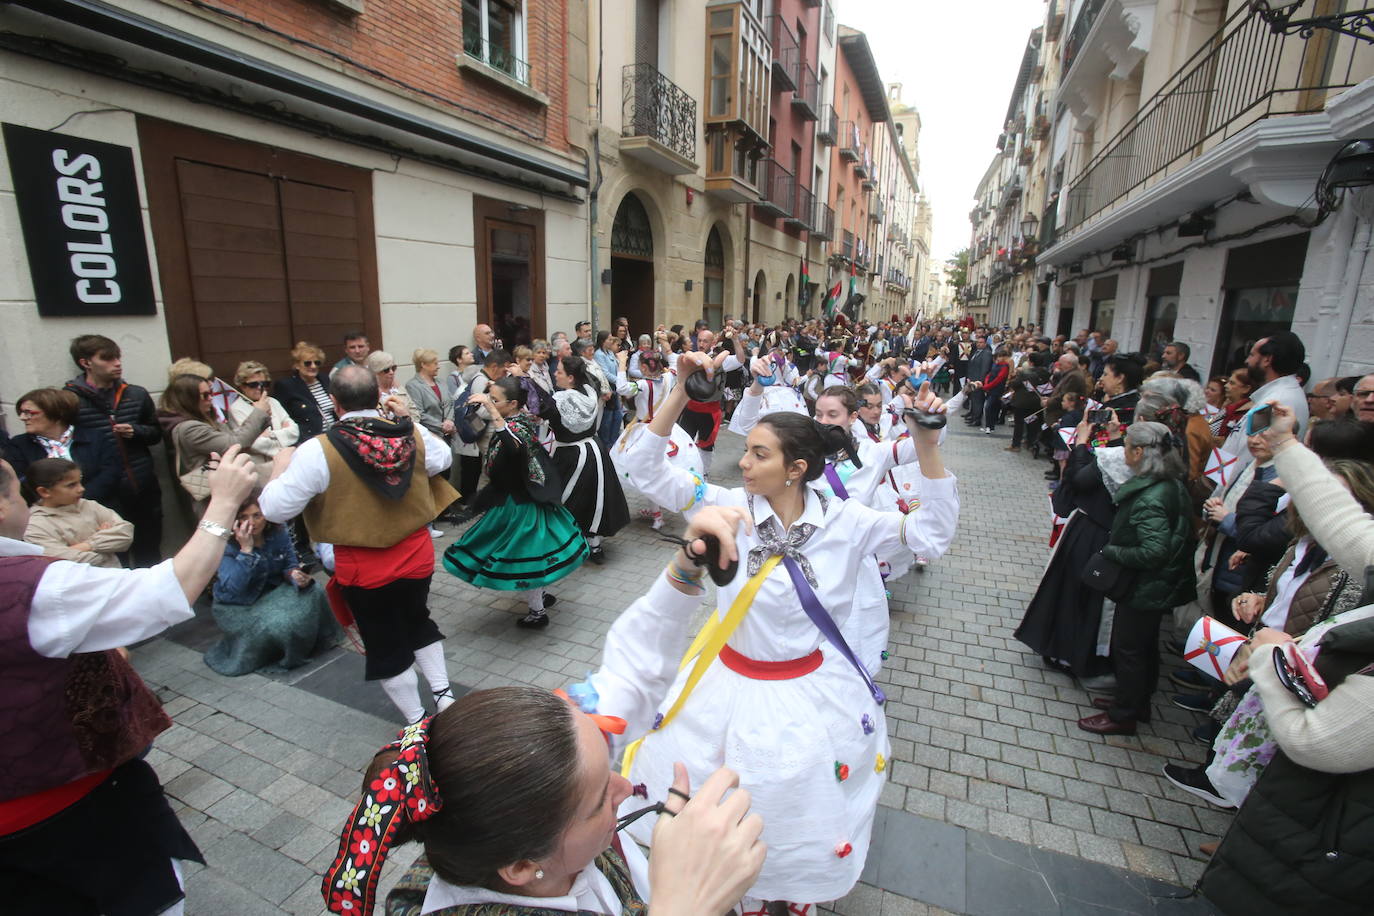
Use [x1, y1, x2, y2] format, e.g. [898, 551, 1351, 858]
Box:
[623, 646, 889, 903]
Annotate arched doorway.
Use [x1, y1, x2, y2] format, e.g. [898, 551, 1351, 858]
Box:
[752, 271, 766, 325]
[611, 193, 655, 334]
[703, 227, 725, 329]
[784, 273, 796, 320]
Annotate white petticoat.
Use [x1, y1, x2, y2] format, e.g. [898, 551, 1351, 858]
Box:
[622, 648, 889, 903]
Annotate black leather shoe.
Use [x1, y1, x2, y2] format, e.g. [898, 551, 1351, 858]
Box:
[1077, 712, 1137, 736]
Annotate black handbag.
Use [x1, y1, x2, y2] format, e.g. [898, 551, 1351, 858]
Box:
[455, 402, 486, 444]
[1081, 550, 1138, 603]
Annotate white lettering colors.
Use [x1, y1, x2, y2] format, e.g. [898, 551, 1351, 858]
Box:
[52, 149, 120, 304]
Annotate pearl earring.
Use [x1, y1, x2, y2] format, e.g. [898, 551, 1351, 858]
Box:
[785, 479, 793, 487]
[535, 869, 544, 880]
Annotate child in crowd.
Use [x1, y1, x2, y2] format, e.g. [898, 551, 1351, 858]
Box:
[1051, 392, 1085, 481]
[23, 457, 132, 569]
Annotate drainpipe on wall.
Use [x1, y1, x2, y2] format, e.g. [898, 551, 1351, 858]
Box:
[744, 205, 752, 326]
[587, 0, 605, 333]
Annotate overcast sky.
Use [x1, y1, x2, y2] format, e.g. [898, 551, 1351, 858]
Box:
[837, 0, 1048, 264]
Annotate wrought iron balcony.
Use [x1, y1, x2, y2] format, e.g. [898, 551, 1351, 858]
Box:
[755, 157, 796, 219]
[1061, 0, 1106, 75]
[839, 121, 862, 161]
[817, 105, 838, 145]
[869, 197, 884, 223]
[841, 229, 854, 260]
[621, 64, 698, 175]
[853, 147, 872, 180]
[792, 62, 820, 120]
[787, 185, 814, 230]
[885, 267, 910, 292]
[811, 199, 836, 240]
[768, 15, 799, 92]
[463, 31, 531, 86]
[1061, 3, 1365, 234]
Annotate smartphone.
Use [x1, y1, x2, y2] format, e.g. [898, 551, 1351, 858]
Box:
[1246, 405, 1273, 435]
[1087, 408, 1113, 424]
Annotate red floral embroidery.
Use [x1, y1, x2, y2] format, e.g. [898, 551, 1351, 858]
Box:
[330, 889, 359, 912]
[369, 773, 403, 803]
[349, 828, 377, 865]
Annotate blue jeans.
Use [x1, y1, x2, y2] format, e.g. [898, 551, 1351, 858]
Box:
[597, 401, 623, 449]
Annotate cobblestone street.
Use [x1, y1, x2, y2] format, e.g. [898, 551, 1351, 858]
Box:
[133, 418, 1222, 915]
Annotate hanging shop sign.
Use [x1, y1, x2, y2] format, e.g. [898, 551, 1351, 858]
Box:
[3, 123, 156, 317]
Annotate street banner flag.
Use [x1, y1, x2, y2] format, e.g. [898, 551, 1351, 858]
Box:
[849, 258, 858, 303]
[823, 278, 843, 317]
[799, 258, 811, 309]
[1058, 426, 1076, 449]
[1184, 616, 1247, 680]
[1204, 447, 1238, 488]
[1086, 398, 1102, 411]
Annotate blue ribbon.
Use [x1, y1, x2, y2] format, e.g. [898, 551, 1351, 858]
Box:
[780, 555, 885, 706]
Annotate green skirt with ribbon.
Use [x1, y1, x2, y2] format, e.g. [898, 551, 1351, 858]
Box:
[442, 496, 588, 591]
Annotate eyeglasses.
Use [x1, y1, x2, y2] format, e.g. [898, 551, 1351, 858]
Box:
[17, 409, 43, 419]
[302, 360, 322, 367]
[241, 381, 269, 390]
[1356, 389, 1374, 399]
[379, 366, 397, 373]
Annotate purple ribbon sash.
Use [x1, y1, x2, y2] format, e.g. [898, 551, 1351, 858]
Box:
[823, 463, 850, 501]
[780, 555, 885, 706]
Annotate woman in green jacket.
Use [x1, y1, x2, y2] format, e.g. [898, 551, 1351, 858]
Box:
[1079, 421, 1197, 736]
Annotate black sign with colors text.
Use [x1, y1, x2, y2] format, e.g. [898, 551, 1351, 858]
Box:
[3, 123, 156, 316]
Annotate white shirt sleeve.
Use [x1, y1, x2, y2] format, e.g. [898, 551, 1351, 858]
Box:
[591, 575, 705, 740]
[727, 387, 764, 437]
[624, 429, 723, 517]
[417, 422, 454, 474]
[721, 354, 743, 372]
[28, 559, 193, 658]
[259, 436, 330, 523]
[852, 474, 960, 564]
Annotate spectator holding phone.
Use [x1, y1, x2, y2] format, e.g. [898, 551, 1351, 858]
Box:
[1222, 333, 1309, 470]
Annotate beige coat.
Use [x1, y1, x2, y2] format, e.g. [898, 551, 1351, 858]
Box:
[25, 499, 133, 568]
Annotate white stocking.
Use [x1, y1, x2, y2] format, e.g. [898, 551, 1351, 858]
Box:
[524, 587, 546, 611]
[413, 642, 453, 711]
[379, 667, 425, 723]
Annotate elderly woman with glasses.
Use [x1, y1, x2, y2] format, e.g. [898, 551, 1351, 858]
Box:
[230, 361, 299, 457]
[366, 350, 415, 420]
[273, 340, 335, 437]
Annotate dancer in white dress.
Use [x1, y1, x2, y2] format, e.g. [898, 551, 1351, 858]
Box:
[592, 352, 959, 910]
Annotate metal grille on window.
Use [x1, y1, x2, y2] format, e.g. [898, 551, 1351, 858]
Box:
[611, 194, 654, 259]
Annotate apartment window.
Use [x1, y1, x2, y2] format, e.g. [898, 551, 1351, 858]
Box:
[463, 0, 529, 84]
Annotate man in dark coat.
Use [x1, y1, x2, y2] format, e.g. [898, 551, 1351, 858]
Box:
[964, 335, 994, 425]
[63, 335, 163, 566]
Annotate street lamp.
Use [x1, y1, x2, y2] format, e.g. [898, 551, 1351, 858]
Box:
[1020, 212, 1039, 241]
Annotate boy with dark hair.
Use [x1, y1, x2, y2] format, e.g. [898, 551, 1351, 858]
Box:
[63, 335, 163, 566]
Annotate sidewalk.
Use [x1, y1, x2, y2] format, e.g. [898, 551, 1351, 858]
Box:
[133, 416, 1224, 915]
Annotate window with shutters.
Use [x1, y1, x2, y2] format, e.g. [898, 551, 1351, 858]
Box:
[463, 0, 529, 85]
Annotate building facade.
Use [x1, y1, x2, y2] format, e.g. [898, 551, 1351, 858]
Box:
[2, 0, 590, 404]
[1034, 0, 1374, 375]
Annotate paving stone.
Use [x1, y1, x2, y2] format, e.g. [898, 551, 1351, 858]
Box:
[252, 811, 312, 851]
[164, 767, 235, 810]
[204, 830, 314, 904]
[204, 788, 279, 833]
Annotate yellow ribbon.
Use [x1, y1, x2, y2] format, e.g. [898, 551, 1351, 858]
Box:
[620, 555, 781, 777]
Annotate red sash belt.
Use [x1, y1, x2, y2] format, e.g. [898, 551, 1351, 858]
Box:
[719, 644, 822, 680]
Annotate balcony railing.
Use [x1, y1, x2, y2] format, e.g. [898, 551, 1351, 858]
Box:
[853, 147, 872, 179]
[811, 199, 836, 240]
[816, 104, 838, 145]
[462, 32, 531, 86]
[1062, 4, 1365, 234]
[787, 185, 814, 230]
[768, 14, 799, 92]
[869, 197, 884, 223]
[885, 267, 910, 292]
[792, 61, 820, 120]
[1061, 0, 1106, 76]
[839, 121, 862, 161]
[621, 64, 697, 169]
[841, 229, 854, 260]
[755, 158, 796, 219]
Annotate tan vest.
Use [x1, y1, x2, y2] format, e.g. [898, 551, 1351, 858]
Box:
[302, 431, 459, 548]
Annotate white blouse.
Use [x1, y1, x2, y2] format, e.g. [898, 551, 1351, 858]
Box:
[421, 839, 650, 914]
